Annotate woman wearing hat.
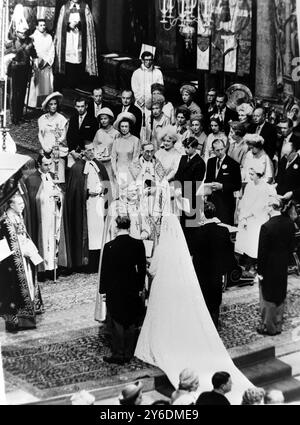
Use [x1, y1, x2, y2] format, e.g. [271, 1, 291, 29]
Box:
[242, 134, 274, 185]
[227, 121, 249, 166]
[145, 94, 170, 150]
[203, 117, 227, 163]
[155, 125, 182, 182]
[38, 91, 69, 184]
[236, 103, 254, 133]
[235, 164, 277, 275]
[119, 381, 143, 405]
[93, 107, 118, 195]
[111, 112, 140, 190]
[189, 114, 207, 159]
[151, 83, 176, 125]
[180, 84, 202, 121]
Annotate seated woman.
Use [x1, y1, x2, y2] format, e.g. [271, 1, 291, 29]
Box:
[151, 83, 176, 125]
[38, 91, 69, 185]
[227, 121, 249, 166]
[235, 164, 276, 275]
[171, 369, 199, 405]
[155, 125, 182, 182]
[241, 387, 265, 405]
[189, 114, 207, 159]
[111, 112, 140, 191]
[242, 134, 274, 185]
[203, 117, 227, 163]
[93, 107, 118, 196]
[179, 83, 202, 121]
[145, 94, 170, 150]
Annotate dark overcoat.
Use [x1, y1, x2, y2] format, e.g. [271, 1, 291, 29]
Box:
[99, 234, 146, 326]
[257, 215, 295, 305]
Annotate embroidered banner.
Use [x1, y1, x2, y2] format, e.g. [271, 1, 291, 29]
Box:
[197, 0, 252, 76]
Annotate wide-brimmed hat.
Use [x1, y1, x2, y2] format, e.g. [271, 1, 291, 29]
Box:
[119, 381, 143, 404]
[98, 107, 114, 120]
[180, 84, 197, 95]
[42, 91, 63, 111]
[113, 112, 136, 130]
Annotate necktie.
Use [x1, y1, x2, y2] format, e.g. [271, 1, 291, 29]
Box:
[79, 116, 83, 128]
[122, 106, 127, 113]
[216, 158, 221, 175]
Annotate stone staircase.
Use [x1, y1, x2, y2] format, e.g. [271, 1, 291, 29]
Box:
[233, 346, 300, 403]
[26, 346, 300, 405]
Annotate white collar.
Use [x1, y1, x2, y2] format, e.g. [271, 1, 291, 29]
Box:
[188, 152, 197, 161]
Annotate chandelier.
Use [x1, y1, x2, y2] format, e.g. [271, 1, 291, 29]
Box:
[159, 0, 214, 49]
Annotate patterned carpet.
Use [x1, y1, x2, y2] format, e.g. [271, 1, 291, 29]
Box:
[2, 327, 157, 399]
[2, 284, 300, 399]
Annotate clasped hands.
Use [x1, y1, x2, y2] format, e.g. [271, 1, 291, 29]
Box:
[210, 182, 223, 191]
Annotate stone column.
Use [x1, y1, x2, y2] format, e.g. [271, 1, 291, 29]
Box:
[255, 0, 277, 99]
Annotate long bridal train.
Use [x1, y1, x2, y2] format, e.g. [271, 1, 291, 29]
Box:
[135, 214, 252, 405]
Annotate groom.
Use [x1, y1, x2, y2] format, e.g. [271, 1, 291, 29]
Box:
[191, 202, 235, 329]
[100, 215, 146, 364]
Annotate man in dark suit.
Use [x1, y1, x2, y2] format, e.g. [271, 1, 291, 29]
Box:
[257, 196, 295, 336]
[276, 137, 300, 203]
[191, 202, 235, 328]
[205, 139, 241, 225]
[66, 97, 98, 165]
[277, 118, 300, 160]
[202, 88, 217, 133]
[196, 371, 232, 405]
[100, 215, 146, 364]
[114, 89, 142, 138]
[252, 107, 278, 161]
[174, 136, 206, 252]
[211, 93, 238, 135]
[87, 87, 110, 120]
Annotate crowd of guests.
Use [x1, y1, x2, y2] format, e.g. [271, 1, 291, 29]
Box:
[1, 48, 300, 336]
[96, 370, 287, 406]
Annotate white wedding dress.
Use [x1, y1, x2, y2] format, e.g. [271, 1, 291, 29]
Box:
[135, 214, 252, 405]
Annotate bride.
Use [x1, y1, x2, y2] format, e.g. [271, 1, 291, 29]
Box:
[135, 213, 252, 405]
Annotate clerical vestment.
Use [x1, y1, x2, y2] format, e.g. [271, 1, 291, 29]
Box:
[54, 0, 98, 76]
[28, 29, 55, 108]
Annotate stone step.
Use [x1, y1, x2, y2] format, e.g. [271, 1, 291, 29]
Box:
[263, 377, 300, 403]
[233, 346, 275, 369]
[241, 358, 292, 386]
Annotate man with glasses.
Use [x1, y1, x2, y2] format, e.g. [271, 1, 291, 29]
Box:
[131, 51, 164, 112]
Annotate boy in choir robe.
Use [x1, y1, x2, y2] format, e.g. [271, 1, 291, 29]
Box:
[66, 140, 111, 272]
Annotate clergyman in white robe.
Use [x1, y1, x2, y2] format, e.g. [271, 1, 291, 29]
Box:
[28, 25, 54, 108]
